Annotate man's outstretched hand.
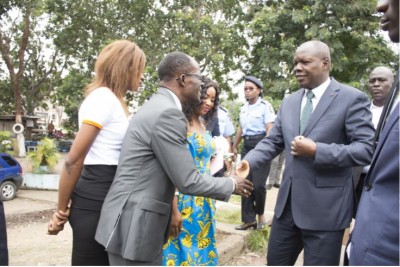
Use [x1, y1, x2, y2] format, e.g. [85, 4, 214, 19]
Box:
[233, 160, 253, 197]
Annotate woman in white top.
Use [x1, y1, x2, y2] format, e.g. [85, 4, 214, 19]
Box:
[47, 40, 146, 266]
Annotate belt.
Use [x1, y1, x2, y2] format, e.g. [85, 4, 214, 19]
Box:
[243, 133, 266, 140]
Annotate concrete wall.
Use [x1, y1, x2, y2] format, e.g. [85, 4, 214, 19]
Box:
[21, 173, 60, 190]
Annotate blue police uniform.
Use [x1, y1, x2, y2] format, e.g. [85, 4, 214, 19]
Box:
[240, 97, 275, 137]
[218, 106, 235, 137]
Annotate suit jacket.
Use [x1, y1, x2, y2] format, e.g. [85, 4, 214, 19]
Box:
[349, 105, 399, 264]
[95, 87, 234, 263]
[245, 78, 375, 231]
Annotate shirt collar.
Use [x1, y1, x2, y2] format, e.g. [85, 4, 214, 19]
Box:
[165, 89, 182, 110]
[246, 97, 262, 107]
[306, 77, 331, 100]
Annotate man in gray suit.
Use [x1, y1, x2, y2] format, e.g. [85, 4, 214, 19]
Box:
[95, 52, 253, 265]
[241, 40, 375, 265]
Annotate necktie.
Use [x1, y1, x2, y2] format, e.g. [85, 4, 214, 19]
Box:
[300, 90, 314, 134]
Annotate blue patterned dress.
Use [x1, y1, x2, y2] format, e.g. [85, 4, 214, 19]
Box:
[163, 132, 218, 266]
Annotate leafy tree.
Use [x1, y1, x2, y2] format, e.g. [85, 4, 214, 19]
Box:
[247, 0, 399, 100]
[46, 0, 249, 111]
[0, 0, 68, 118]
[51, 70, 88, 132]
[0, 2, 33, 123]
[0, 79, 13, 114]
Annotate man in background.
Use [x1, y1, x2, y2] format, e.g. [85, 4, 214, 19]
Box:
[349, 0, 399, 265]
[353, 66, 394, 207]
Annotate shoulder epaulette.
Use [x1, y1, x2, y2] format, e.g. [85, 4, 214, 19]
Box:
[219, 106, 227, 112]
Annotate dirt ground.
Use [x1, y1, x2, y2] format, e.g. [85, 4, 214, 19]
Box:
[6, 208, 265, 266]
[4, 195, 257, 266]
[225, 249, 267, 266]
[6, 209, 72, 266]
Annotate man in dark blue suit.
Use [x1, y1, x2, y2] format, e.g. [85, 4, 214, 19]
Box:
[349, 0, 399, 265]
[242, 40, 375, 265]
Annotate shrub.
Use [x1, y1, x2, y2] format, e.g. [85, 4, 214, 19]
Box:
[27, 138, 60, 173]
[0, 131, 13, 153]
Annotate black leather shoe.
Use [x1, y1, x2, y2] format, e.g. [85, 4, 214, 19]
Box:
[273, 183, 280, 188]
[235, 222, 257, 230]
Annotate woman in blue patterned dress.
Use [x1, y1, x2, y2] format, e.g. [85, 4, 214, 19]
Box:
[163, 78, 220, 266]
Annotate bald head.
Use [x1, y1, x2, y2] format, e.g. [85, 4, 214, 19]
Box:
[368, 66, 394, 106]
[296, 40, 331, 67]
[370, 66, 394, 80]
[293, 40, 331, 89]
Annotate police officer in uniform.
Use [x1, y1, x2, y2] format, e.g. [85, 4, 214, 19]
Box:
[233, 75, 275, 230]
[217, 106, 235, 143]
[209, 105, 236, 177]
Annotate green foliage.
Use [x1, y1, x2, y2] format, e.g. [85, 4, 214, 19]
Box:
[246, 228, 269, 252]
[0, 131, 13, 153]
[0, 80, 14, 114]
[228, 194, 242, 205]
[27, 137, 60, 173]
[1, 0, 398, 129]
[247, 0, 399, 97]
[52, 70, 88, 132]
[0, 0, 67, 116]
[45, 0, 249, 104]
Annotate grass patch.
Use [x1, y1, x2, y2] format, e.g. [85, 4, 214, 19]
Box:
[246, 228, 269, 252]
[228, 194, 241, 205]
[215, 209, 241, 225]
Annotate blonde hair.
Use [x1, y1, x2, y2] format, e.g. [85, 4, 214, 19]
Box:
[85, 40, 146, 114]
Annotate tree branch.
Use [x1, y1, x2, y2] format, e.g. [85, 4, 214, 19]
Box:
[16, 8, 31, 80]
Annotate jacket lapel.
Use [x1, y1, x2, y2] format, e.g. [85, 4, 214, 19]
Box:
[372, 103, 399, 160]
[302, 78, 339, 136]
[291, 89, 304, 137]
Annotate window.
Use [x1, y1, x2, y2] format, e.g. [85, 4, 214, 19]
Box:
[2, 156, 17, 166]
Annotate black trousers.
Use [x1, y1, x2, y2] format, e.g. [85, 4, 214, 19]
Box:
[0, 200, 8, 266]
[69, 165, 116, 266]
[69, 208, 109, 266]
[241, 135, 271, 223]
[108, 252, 162, 266]
[267, 194, 344, 266]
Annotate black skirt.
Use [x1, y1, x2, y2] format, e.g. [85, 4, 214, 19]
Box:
[71, 165, 117, 211]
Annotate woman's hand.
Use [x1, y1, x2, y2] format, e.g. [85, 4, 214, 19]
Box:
[48, 212, 66, 235]
[169, 208, 183, 238]
[168, 195, 182, 238]
[47, 201, 71, 235]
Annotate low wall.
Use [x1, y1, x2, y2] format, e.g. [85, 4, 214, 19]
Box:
[21, 173, 59, 190]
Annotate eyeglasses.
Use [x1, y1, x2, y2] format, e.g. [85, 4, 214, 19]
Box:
[179, 73, 206, 84]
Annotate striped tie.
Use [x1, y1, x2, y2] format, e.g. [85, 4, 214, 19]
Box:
[300, 90, 314, 134]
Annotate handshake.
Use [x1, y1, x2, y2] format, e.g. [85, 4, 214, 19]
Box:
[228, 156, 253, 198]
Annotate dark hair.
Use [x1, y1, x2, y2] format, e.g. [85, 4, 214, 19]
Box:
[157, 51, 194, 81]
[182, 77, 219, 125]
